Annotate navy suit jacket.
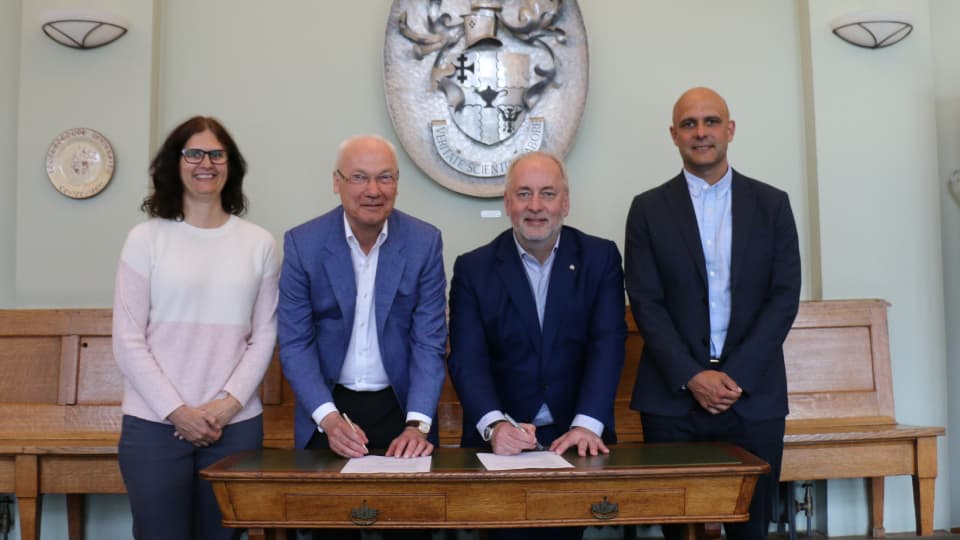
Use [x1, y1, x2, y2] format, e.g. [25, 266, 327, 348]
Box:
[448, 226, 626, 448]
[278, 207, 448, 449]
[624, 170, 801, 420]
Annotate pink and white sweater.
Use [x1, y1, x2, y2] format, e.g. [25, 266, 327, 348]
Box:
[112, 216, 279, 425]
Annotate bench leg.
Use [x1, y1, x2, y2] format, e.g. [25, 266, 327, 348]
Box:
[16, 495, 42, 540]
[913, 436, 938, 536]
[67, 493, 86, 540]
[680, 523, 705, 540]
[868, 477, 885, 537]
[15, 455, 41, 540]
[913, 476, 935, 536]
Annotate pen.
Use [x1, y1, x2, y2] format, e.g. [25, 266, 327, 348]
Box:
[341, 413, 368, 453]
[502, 413, 544, 451]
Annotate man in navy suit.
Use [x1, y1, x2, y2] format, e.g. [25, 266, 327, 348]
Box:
[448, 152, 626, 540]
[625, 87, 801, 540]
[278, 135, 446, 463]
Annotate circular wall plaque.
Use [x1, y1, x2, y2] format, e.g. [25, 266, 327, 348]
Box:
[45, 127, 116, 199]
[384, 0, 589, 198]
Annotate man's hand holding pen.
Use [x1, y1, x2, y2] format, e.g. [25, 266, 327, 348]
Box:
[490, 413, 542, 455]
[320, 412, 369, 458]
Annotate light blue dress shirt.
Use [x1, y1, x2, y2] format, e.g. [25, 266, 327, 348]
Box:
[684, 168, 733, 359]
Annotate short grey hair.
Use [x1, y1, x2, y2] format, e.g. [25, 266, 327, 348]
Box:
[504, 151, 569, 192]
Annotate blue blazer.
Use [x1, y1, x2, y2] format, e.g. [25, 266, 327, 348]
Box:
[448, 226, 626, 448]
[625, 171, 801, 420]
[278, 207, 448, 449]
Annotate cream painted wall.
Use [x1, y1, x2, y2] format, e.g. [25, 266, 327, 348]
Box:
[805, 0, 949, 534]
[0, 0, 20, 307]
[930, 0, 960, 529]
[1, 0, 955, 537]
[14, 0, 155, 307]
[156, 0, 814, 294]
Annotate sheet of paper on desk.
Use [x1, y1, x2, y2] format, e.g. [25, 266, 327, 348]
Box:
[340, 455, 432, 474]
[477, 451, 574, 471]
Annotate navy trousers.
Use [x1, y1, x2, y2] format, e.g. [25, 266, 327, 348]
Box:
[118, 414, 263, 540]
[641, 410, 785, 540]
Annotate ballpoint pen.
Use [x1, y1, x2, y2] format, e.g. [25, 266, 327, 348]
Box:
[341, 413, 368, 453]
[502, 413, 544, 451]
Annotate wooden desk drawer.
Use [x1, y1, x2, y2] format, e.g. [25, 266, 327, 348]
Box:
[526, 488, 685, 520]
[286, 493, 446, 524]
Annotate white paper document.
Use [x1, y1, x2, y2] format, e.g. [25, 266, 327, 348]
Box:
[340, 455, 432, 474]
[476, 451, 574, 471]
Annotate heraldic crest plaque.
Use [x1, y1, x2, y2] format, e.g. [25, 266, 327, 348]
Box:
[384, 0, 589, 197]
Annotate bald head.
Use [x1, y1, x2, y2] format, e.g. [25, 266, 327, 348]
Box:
[335, 135, 398, 171]
[333, 135, 400, 249]
[672, 87, 730, 126]
[669, 87, 736, 184]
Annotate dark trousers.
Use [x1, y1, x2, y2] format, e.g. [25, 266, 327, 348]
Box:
[118, 414, 263, 540]
[641, 410, 785, 540]
[306, 385, 406, 450]
[307, 386, 428, 540]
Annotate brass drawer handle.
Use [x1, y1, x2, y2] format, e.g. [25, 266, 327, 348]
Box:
[591, 496, 619, 520]
[350, 500, 379, 526]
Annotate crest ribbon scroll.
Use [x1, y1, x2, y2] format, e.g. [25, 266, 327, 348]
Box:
[384, 0, 589, 197]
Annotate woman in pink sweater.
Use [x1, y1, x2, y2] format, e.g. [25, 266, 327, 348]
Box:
[112, 116, 278, 540]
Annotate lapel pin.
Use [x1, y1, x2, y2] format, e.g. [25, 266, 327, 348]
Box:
[569, 264, 575, 271]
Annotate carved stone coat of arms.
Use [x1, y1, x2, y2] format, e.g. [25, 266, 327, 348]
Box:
[384, 0, 589, 197]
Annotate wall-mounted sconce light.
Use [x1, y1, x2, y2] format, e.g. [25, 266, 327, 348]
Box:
[830, 11, 914, 49]
[40, 9, 129, 49]
[949, 170, 960, 206]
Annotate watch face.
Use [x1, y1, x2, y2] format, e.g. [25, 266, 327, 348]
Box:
[408, 421, 430, 434]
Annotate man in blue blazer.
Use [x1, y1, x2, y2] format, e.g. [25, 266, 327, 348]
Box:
[625, 88, 801, 540]
[449, 152, 626, 540]
[278, 135, 447, 462]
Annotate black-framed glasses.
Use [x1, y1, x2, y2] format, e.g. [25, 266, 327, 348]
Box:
[336, 169, 397, 185]
[181, 148, 228, 164]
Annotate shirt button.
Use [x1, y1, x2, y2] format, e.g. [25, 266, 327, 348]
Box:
[709, 271, 716, 277]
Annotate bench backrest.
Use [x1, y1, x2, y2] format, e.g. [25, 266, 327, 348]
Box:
[0, 299, 895, 446]
[0, 309, 119, 439]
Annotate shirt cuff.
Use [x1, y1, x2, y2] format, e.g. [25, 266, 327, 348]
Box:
[311, 402, 338, 433]
[571, 414, 603, 438]
[476, 410, 506, 438]
[406, 410, 432, 428]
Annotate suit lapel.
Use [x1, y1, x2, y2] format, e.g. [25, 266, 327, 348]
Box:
[540, 229, 577, 367]
[495, 233, 542, 354]
[322, 208, 357, 332]
[665, 174, 708, 286]
[729, 171, 755, 292]
[375, 214, 405, 337]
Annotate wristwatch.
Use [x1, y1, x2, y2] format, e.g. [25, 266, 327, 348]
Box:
[405, 420, 430, 434]
[482, 420, 506, 442]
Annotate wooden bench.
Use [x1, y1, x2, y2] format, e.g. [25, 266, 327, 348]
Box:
[778, 300, 944, 537]
[0, 299, 945, 539]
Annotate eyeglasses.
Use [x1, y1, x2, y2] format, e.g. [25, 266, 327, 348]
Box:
[336, 169, 397, 185]
[181, 148, 228, 164]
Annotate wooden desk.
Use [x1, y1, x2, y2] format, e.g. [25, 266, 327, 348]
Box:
[201, 443, 768, 540]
